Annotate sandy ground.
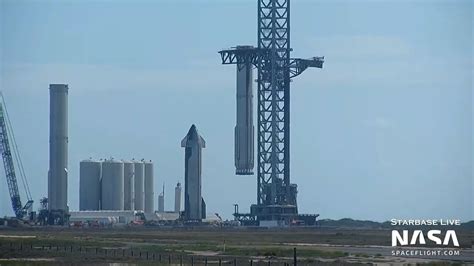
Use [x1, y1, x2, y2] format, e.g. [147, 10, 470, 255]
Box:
[0, 258, 55, 261]
[286, 242, 473, 262]
[0, 234, 37, 238]
[0, 227, 471, 265]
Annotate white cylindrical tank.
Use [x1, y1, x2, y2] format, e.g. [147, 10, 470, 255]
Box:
[174, 182, 181, 213]
[79, 159, 101, 210]
[101, 159, 124, 210]
[234, 46, 254, 175]
[158, 193, 164, 213]
[144, 160, 154, 214]
[48, 84, 69, 211]
[133, 161, 145, 211]
[123, 160, 135, 210]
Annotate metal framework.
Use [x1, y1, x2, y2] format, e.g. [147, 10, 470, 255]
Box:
[219, 0, 323, 222]
[0, 96, 33, 219]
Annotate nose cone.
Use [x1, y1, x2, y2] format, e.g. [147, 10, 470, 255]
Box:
[187, 124, 198, 139]
[181, 124, 206, 148]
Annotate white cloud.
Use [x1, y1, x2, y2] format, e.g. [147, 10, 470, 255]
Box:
[375, 117, 391, 129]
[364, 117, 392, 129]
[301, 34, 413, 60]
[0, 62, 234, 94]
[292, 34, 471, 92]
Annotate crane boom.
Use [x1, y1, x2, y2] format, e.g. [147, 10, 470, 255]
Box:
[0, 94, 32, 219]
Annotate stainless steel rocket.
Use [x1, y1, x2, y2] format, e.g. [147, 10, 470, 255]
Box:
[234, 45, 255, 175]
[181, 124, 206, 221]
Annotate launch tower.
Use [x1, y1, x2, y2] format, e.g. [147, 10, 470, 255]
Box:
[219, 0, 324, 224]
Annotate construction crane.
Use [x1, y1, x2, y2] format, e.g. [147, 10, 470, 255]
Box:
[219, 0, 323, 225]
[0, 92, 33, 219]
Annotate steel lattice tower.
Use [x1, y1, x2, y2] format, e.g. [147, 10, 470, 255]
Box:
[220, 0, 323, 223]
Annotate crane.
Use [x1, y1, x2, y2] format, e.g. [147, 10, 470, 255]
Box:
[0, 92, 33, 219]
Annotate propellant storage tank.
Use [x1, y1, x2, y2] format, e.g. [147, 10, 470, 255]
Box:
[133, 160, 145, 210]
[144, 160, 154, 213]
[174, 182, 182, 213]
[123, 160, 135, 210]
[79, 159, 101, 210]
[158, 193, 164, 212]
[158, 183, 164, 212]
[48, 84, 69, 211]
[101, 159, 124, 210]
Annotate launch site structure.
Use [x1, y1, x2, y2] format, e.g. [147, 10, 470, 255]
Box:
[219, 0, 324, 224]
[48, 84, 69, 224]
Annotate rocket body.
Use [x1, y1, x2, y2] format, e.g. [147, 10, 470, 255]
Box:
[181, 125, 206, 221]
[235, 57, 254, 175]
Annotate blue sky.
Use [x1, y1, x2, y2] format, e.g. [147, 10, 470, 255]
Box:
[0, 0, 472, 221]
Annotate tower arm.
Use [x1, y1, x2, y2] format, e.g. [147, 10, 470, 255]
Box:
[218, 47, 270, 70]
[289, 57, 324, 78]
[220, 49, 324, 79]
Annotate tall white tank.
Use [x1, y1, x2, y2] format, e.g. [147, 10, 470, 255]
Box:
[144, 160, 154, 213]
[123, 160, 135, 210]
[174, 182, 181, 213]
[79, 159, 101, 210]
[133, 160, 145, 211]
[48, 84, 69, 211]
[101, 159, 124, 210]
[158, 193, 164, 213]
[234, 46, 254, 175]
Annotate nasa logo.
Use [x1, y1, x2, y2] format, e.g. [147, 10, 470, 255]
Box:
[392, 230, 459, 247]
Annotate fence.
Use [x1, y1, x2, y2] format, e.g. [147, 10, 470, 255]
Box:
[0, 242, 301, 266]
